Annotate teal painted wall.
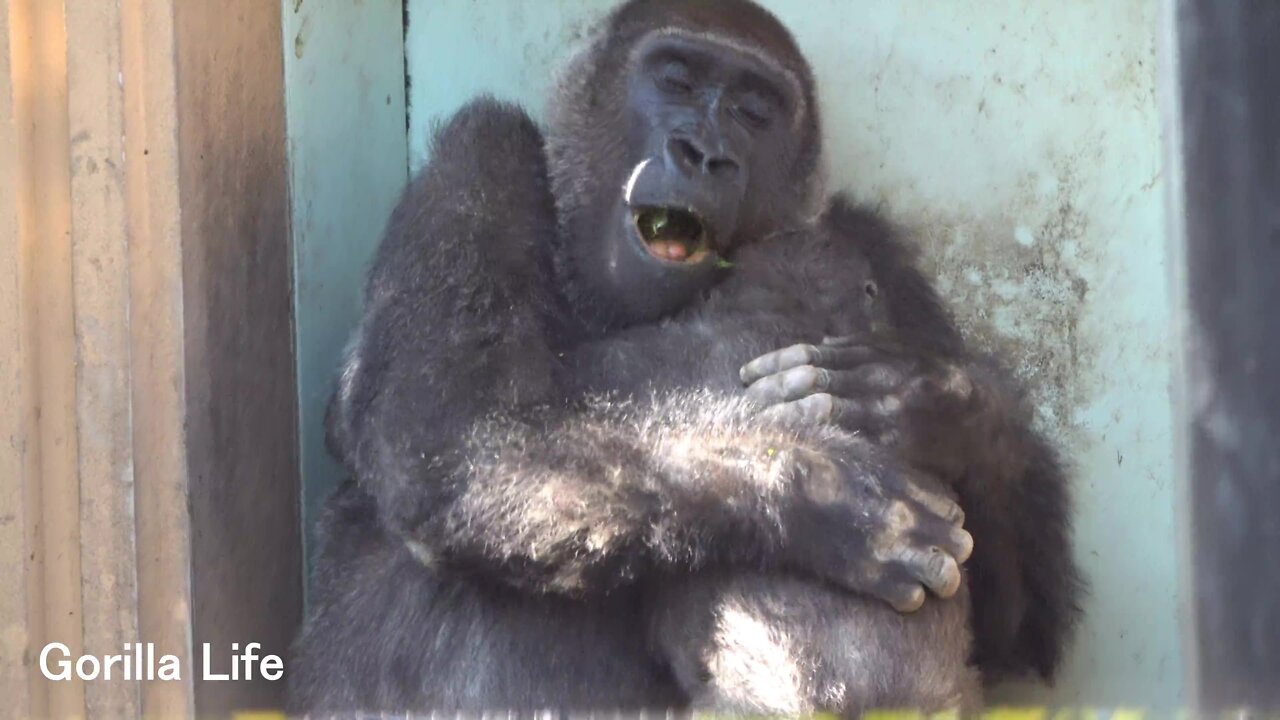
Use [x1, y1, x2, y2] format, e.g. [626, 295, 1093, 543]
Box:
[282, 0, 409, 584]
[277, 0, 1179, 706]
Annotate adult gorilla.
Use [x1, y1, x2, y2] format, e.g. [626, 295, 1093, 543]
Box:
[289, 0, 1082, 715]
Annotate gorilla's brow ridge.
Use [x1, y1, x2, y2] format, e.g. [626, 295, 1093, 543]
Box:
[631, 28, 807, 131]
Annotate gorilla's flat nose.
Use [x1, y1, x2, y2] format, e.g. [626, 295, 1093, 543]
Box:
[666, 135, 740, 180]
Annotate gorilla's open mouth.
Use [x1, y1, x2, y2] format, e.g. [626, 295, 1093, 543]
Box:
[632, 206, 710, 263]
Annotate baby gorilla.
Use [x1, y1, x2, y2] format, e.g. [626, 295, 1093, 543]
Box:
[565, 202, 983, 715]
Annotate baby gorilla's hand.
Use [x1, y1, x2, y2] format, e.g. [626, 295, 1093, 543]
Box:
[776, 444, 972, 612]
[741, 334, 990, 481]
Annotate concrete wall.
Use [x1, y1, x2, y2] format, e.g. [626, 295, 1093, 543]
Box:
[398, 0, 1180, 707]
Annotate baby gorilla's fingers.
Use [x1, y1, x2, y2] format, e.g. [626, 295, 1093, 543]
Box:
[739, 343, 879, 384]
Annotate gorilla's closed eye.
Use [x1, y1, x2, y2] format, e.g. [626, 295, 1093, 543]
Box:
[733, 88, 781, 130]
[657, 60, 695, 95]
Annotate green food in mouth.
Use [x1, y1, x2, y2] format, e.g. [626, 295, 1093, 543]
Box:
[634, 207, 709, 261]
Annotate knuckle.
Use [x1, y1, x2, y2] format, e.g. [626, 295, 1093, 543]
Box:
[799, 365, 821, 384]
[799, 393, 835, 422]
[787, 365, 821, 393]
[815, 368, 833, 390]
[888, 500, 915, 530]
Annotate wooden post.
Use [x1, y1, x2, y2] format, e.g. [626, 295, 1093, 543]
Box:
[0, 0, 301, 714]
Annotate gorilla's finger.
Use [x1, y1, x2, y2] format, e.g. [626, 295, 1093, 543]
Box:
[762, 393, 867, 427]
[746, 363, 907, 407]
[744, 365, 831, 404]
[866, 569, 927, 613]
[820, 333, 873, 348]
[903, 480, 965, 526]
[764, 394, 903, 443]
[740, 344, 882, 384]
[822, 364, 906, 396]
[952, 526, 974, 564]
[761, 393, 836, 424]
[910, 547, 962, 598]
[740, 344, 820, 384]
[890, 584, 927, 613]
[910, 517, 975, 565]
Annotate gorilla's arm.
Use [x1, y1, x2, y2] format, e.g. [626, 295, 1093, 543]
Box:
[328, 102, 968, 605]
[743, 198, 1084, 680]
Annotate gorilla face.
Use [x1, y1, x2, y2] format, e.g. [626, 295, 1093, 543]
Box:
[624, 33, 799, 259]
[557, 28, 807, 327]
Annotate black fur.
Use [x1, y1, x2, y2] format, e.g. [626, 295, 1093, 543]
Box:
[290, 0, 1082, 714]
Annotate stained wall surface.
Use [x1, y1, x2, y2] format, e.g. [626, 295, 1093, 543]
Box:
[282, 0, 409, 580]
[392, 0, 1178, 706]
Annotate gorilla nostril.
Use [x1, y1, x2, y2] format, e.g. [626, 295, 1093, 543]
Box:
[668, 136, 738, 178]
[706, 157, 739, 178]
[671, 137, 705, 170]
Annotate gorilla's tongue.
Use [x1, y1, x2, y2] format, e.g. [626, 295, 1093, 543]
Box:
[635, 207, 706, 262]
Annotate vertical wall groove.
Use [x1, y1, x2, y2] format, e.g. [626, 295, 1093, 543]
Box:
[119, 0, 196, 714]
[0, 1, 36, 716]
[65, 0, 140, 714]
[7, 1, 86, 716]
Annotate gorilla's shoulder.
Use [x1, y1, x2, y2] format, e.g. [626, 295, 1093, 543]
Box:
[311, 479, 393, 572]
[821, 194, 895, 239]
[366, 96, 558, 302]
[427, 96, 549, 180]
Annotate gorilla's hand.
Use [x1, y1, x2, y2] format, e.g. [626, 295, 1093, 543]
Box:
[778, 444, 973, 612]
[740, 334, 998, 481]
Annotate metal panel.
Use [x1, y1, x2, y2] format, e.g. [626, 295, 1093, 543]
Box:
[281, 0, 410, 583]
[1166, 0, 1280, 712]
